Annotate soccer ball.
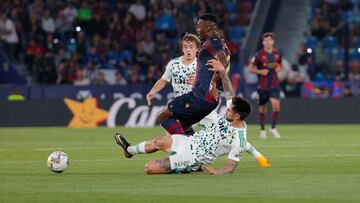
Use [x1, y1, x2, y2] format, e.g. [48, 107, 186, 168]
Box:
[47, 151, 69, 173]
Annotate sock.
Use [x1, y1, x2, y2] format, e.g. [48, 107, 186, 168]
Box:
[127, 141, 146, 155]
[245, 142, 262, 158]
[272, 112, 279, 129]
[259, 113, 266, 130]
[183, 127, 195, 136]
[161, 118, 184, 135]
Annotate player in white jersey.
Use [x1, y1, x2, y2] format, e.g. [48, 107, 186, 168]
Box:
[145, 34, 271, 167]
[115, 96, 252, 174]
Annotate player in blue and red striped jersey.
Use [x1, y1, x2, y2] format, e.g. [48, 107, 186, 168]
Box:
[248, 32, 282, 139]
[157, 13, 232, 135]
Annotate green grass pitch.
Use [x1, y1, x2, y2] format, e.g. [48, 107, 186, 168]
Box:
[1, 125, 360, 203]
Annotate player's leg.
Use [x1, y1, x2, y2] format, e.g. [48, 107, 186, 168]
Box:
[258, 90, 269, 139]
[114, 134, 172, 158]
[269, 90, 281, 138]
[144, 158, 171, 174]
[245, 142, 271, 167]
[158, 106, 185, 135]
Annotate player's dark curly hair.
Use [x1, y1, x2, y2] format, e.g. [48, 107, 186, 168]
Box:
[232, 97, 252, 121]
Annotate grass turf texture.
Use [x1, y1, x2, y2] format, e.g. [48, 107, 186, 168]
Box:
[0, 125, 360, 203]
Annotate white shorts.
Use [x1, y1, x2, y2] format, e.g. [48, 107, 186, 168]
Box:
[169, 134, 198, 173]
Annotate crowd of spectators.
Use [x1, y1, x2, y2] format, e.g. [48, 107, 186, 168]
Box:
[0, 0, 255, 85]
[292, 0, 360, 97]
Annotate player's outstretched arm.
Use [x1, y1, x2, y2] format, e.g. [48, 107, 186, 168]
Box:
[201, 159, 238, 175]
[207, 59, 234, 101]
[146, 79, 168, 105]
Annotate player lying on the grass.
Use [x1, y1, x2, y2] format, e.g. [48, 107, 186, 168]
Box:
[115, 96, 270, 174]
[157, 13, 231, 135]
[115, 60, 271, 174]
[145, 33, 270, 167]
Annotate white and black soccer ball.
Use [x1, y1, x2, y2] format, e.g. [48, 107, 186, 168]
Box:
[47, 151, 69, 173]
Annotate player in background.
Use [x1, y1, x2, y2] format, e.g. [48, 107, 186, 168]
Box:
[146, 33, 199, 135]
[248, 32, 282, 139]
[157, 13, 231, 136]
[115, 95, 259, 174]
[146, 34, 270, 167]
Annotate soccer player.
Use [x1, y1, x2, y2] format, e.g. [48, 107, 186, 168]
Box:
[248, 32, 282, 139]
[115, 60, 271, 174]
[157, 13, 231, 135]
[115, 96, 268, 174]
[146, 33, 270, 167]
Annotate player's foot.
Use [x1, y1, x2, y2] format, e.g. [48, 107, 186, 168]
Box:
[114, 133, 133, 158]
[259, 130, 267, 139]
[256, 156, 272, 167]
[269, 128, 281, 139]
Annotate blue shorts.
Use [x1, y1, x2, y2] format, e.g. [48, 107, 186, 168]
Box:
[257, 89, 281, 105]
[167, 92, 218, 127]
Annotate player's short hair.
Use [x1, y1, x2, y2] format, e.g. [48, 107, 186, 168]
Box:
[182, 33, 201, 48]
[232, 97, 252, 121]
[199, 13, 218, 25]
[262, 32, 275, 39]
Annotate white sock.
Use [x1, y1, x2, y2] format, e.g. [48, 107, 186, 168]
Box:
[127, 141, 146, 155]
[245, 142, 262, 158]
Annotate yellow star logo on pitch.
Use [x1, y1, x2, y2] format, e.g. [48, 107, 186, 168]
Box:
[64, 98, 108, 128]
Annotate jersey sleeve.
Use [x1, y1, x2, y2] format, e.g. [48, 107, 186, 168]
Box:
[228, 146, 241, 162]
[228, 130, 247, 162]
[205, 38, 225, 59]
[161, 61, 172, 82]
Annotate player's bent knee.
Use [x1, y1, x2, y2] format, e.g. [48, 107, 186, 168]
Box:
[158, 108, 172, 123]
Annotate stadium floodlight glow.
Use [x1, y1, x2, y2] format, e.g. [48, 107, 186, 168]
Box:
[53, 38, 59, 44]
[307, 48, 312, 54]
[358, 48, 360, 53]
[76, 26, 81, 32]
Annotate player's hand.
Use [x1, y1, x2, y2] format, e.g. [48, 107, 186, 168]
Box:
[187, 74, 196, 85]
[201, 166, 218, 175]
[146, 93, 153, 106]
[259, 69, 269, 76]
[207, 59, 225, 72]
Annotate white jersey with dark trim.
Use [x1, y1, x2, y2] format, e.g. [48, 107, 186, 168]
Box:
[161, 56, 197, 97]
[190, 112, 247, 164]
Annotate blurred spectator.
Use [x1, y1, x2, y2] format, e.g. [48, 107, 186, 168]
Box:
[133, 43, 151, 71]
[157, 33, 171, 53]
[145, 65, 158, 84]
[54, 46, 70, 68]
[56, 59, 69, 84]
[88, 12, 107, 38]
[129, 0, 146, 21]
[243, 57, 258, 85]
[0, 13, 19, 57]
[25, 38, 44, 71]
[114, 71, 127, 85]
[41, 9, 55, 33]
[155, 11, 177, 37]
[93, 71, 109, 85]
[286, 64, 306, 97]
[141, 33, 155, 56]
[343, 85, 354, 97]
[81, 60, 97, 85]
[83, 46, 100, 66]
[63, 2, 78, 26]
[67, 60, 83, 84]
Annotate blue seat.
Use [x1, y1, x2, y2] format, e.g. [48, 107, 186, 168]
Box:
[306, 36, 319, 49]
[324, 36, 337, 51]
